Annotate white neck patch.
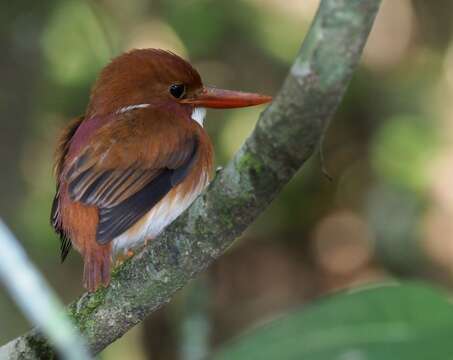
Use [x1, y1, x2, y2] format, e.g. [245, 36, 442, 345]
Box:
[191, 107, 207, 126]
[116, 103, 150, 114]
[116, 104, 207, 127]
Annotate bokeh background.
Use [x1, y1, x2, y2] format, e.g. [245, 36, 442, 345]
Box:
[2, 0, 453, 358]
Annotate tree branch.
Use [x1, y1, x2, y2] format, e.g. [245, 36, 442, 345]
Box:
[1, 0, 381, 358]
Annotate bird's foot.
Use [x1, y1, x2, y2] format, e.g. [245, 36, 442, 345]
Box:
[114, 249, 135, 267]
[144, 237, 151, 247]
[140, 237, 154, 252]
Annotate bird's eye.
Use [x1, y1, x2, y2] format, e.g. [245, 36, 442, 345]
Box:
[169, 84, 186, 99]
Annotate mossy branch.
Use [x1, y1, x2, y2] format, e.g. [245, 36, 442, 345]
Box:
[0, 0, 381, 358]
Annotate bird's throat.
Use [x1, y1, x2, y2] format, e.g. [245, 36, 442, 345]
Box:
[191, 107, 206, 127]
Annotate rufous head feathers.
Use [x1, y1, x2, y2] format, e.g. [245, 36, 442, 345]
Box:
[87, 49, 203, 117]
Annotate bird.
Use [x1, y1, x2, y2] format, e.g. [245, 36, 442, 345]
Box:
[50, 49, 272, 292]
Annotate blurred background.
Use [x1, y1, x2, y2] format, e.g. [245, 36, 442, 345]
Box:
[1, 0, 453, 358]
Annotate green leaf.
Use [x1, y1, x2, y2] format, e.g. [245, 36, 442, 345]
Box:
[213, 282, 453, 360]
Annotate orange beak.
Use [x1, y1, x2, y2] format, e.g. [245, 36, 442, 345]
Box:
[181, 86, 272, 109]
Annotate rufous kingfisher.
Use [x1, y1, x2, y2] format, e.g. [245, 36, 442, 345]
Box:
[51, 49, 271, 291]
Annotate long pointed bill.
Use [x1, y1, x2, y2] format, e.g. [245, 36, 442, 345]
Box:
[181, 86, 272, 109]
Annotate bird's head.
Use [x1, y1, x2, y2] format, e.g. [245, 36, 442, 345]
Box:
[86, 49, 272, 118]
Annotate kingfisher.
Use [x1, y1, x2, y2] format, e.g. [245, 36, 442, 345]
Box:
[51, 49, 271, 291]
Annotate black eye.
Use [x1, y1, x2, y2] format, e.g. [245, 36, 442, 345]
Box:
[169, 84, 186, 99]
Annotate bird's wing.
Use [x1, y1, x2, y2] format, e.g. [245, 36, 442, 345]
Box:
[65, 110, 199, 244]
[51, 116, 85, 261]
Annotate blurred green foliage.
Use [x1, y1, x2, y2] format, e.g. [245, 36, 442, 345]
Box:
[2, 0, 453, 359]
[214, 283, 453, 360]
[42, 1, 116, 86]
[372, 114, 439, 192]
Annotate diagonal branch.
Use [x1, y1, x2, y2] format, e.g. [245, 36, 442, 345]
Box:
[1, 0, 381, 358]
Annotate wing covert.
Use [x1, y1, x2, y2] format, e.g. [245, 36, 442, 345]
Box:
[65, 111, 199, 244]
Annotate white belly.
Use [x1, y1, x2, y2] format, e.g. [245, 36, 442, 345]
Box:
[111, 173, 209, 255]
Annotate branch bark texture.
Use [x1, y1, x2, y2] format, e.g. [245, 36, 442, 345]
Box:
[1, 0, 381, 358]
